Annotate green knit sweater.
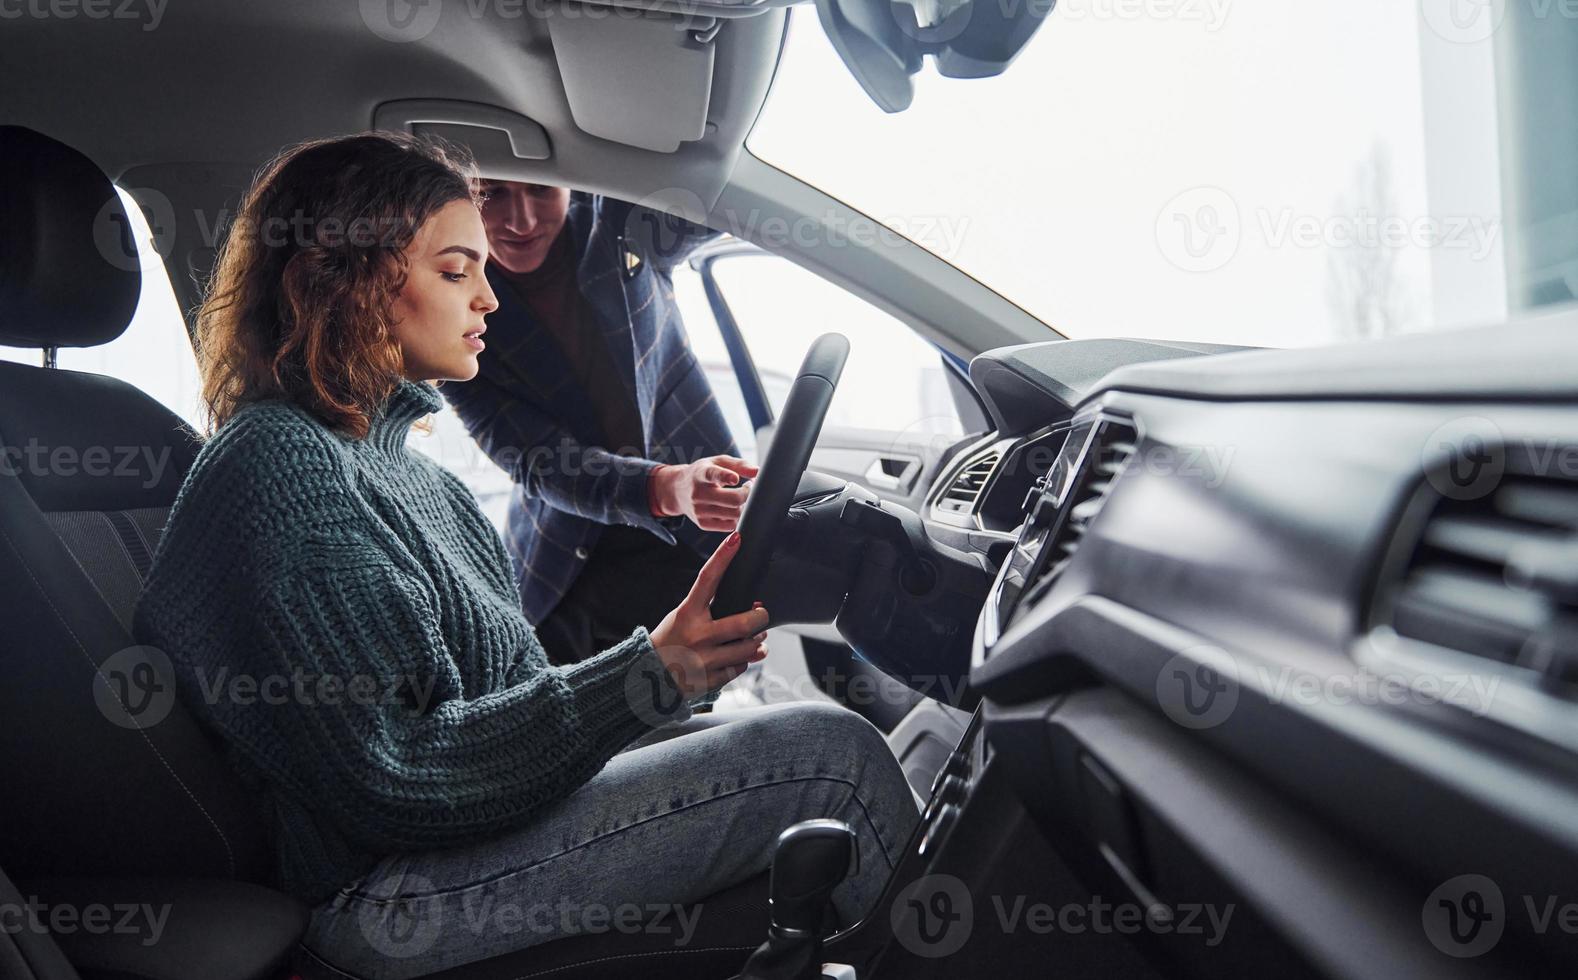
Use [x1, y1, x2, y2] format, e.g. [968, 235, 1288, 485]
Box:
[131, 378, 693, 907]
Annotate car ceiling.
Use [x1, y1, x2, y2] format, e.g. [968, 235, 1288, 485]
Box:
[0, 1, 787, 206]
[1, 2, 1058, 362]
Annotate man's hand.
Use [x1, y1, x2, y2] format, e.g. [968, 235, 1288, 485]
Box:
[649, 531, 770, 698]
[648, 455, 759, 532]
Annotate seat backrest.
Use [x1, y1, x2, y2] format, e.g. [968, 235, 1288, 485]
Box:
[0, 125, 270, 884]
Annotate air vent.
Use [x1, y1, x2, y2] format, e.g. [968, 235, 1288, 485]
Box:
[936, 449, 1002, 515]
[1380, 473, 1578, 695]
[1019, 417, 1138, 607]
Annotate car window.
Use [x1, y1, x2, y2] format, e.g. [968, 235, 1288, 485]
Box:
[671, 259, 762, 460]
[698, 253, 964, 444]
[0, 187, 203, 431]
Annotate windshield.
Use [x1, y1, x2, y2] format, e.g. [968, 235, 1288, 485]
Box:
[748, 3, 1577, 348]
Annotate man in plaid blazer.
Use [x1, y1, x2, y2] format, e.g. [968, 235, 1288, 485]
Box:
[439, 181, 755, 664]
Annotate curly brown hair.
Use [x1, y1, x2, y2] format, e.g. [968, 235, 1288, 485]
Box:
[194, 131, 482, 439]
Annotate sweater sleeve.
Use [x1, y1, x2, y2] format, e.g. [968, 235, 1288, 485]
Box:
[229, 537, 691, 854]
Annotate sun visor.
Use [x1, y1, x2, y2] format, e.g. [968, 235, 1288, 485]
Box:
[548, 5, 718, 153]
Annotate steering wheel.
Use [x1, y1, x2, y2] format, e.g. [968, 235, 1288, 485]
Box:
[712, 333, 850, 618]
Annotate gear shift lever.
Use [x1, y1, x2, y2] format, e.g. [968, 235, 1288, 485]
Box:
[737, 819, 859, 980]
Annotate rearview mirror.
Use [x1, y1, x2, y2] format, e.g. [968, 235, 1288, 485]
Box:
[815, 0, 1057, 112]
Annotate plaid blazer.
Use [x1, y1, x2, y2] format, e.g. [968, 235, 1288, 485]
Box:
[439, 192, 738, 624]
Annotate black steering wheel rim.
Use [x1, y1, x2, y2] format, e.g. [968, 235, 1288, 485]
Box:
[712, 333, 850, 619]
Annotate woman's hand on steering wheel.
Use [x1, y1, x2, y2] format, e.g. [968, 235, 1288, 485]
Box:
[649, 531, 770, 698]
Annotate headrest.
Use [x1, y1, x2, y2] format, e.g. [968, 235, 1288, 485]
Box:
[0, 126, 140, 349]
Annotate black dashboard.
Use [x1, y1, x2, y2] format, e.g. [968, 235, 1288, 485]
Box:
[908, 309, 1578, 978]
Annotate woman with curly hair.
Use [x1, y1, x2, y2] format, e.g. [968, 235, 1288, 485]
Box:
[132, 132, 919, 978]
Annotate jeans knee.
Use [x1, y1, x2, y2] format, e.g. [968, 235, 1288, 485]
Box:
[776, 699, 876, 738]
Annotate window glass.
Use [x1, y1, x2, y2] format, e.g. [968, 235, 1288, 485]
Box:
[750, 5, 1578, 346]
[671, 259, 761, 460]
[707, 253, 964, 440]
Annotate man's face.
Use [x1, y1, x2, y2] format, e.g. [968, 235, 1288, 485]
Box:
[479, 180, 571, 274]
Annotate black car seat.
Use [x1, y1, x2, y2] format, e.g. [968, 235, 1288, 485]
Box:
[0, 124, 769, 980]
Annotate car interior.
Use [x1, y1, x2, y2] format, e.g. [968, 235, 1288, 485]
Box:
[2, 2, 1576, 979]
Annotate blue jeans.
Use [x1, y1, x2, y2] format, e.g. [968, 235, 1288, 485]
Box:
[301, 700, 921, 979]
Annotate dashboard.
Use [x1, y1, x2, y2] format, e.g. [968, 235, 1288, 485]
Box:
[905, 311, 1578, 978]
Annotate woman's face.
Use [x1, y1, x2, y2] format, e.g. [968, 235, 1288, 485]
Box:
[390, 199, 499, 382]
